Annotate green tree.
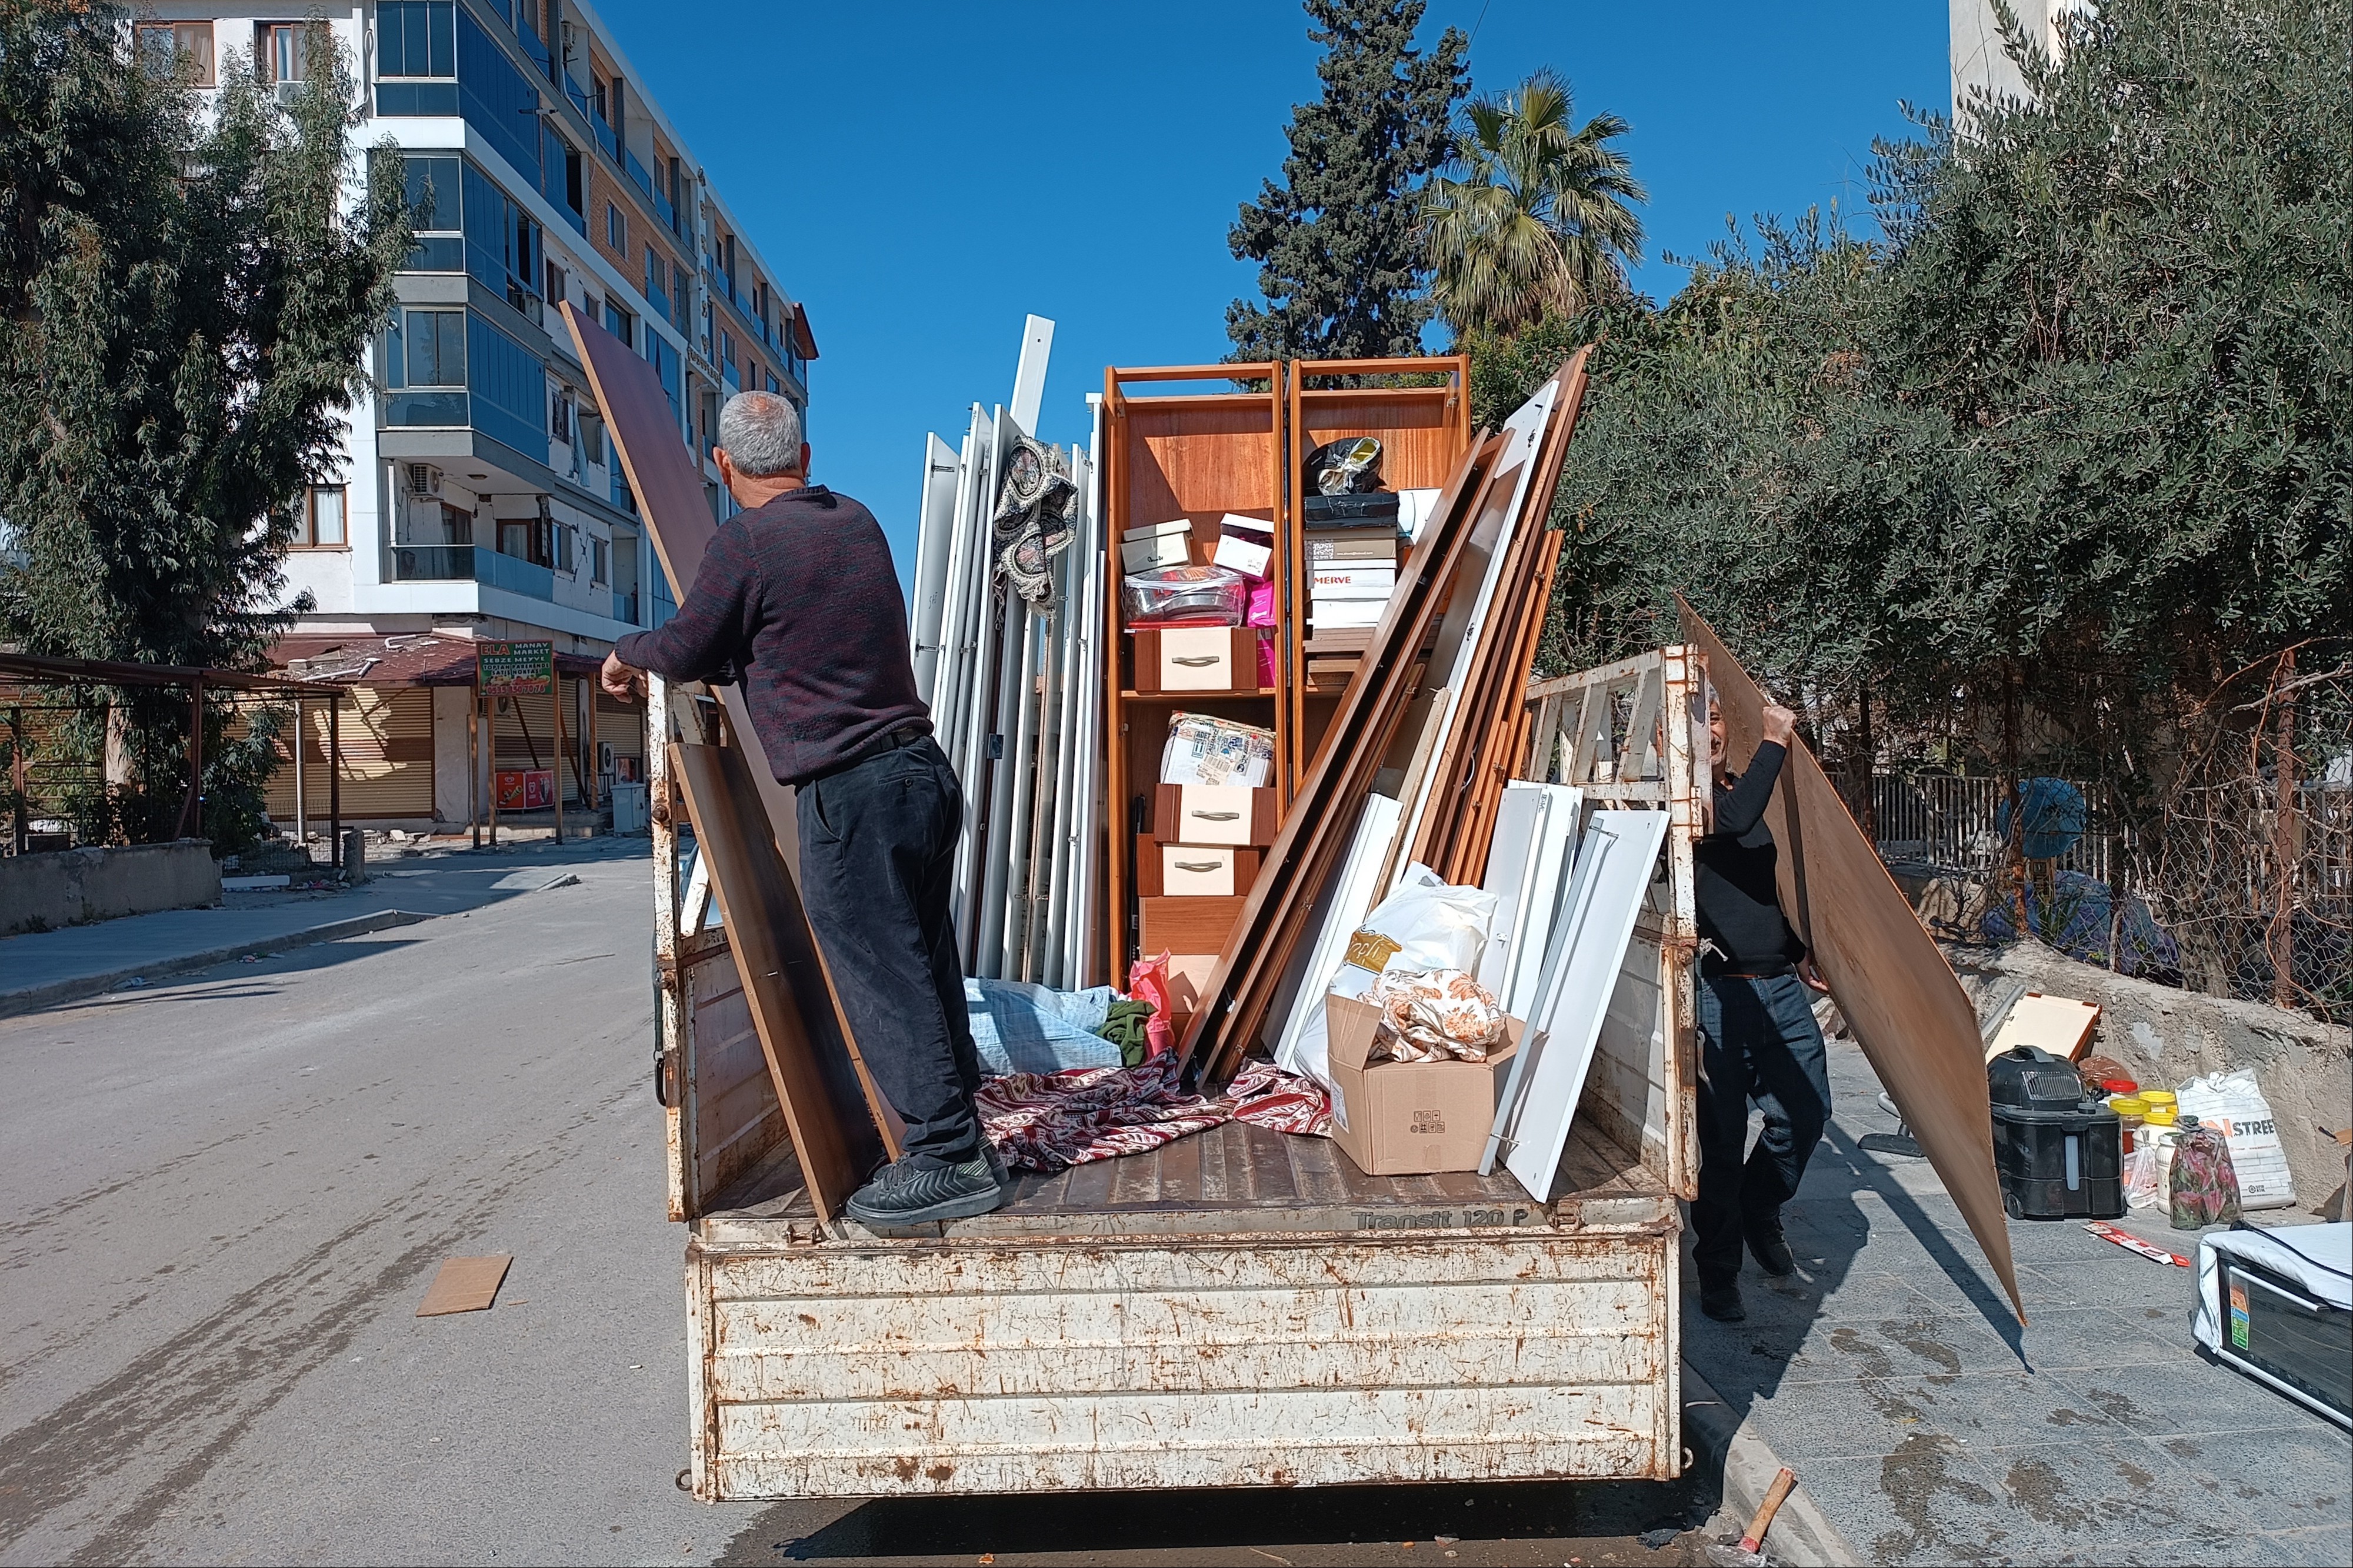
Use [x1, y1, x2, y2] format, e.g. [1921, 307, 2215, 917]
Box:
[0, 2, 409, 846]
[1225, 0, 1469, 362]
[1424, 68, 1646, 339]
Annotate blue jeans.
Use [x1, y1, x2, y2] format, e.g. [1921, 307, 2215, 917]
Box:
[1693, 970, 1832, 1280]
[797, 736, 981, 1167]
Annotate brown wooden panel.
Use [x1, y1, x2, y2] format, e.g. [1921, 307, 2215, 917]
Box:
[672, 738, 888, 1222]
[568, 302, 904, 1173]
[1678, 599, 2024, 1324]
[1139, 895, 1248, 955]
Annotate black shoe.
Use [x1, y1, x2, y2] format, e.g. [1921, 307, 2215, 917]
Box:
[1744, 1213, 1797, 1277]
[845, 1155, 1006, 1229]
[1699, 1277, 1746, 1322]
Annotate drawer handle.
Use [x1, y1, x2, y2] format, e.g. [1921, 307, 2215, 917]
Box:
[1173, 860, 1221, 872]
[1191, 810, 1241, 822]
[1169, 655, 1221, 667]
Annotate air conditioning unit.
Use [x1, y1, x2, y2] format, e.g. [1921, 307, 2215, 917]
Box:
[273, 79, 307, 107]
[405, 463, 442, 499]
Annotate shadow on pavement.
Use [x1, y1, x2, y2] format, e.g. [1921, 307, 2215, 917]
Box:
[724, 1476, 1707, 1565]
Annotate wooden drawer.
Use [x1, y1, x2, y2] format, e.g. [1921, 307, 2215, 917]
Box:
[1131, 627, 1264, 694]
[1149, 783, 1278, 846]
[1134, 840, 1261, 898]
[1140, 897, 1247, 959]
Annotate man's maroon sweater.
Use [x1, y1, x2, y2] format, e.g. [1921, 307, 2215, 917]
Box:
[615, 485, 930, 785]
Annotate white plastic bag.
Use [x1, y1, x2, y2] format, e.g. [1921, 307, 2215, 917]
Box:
[2175, 1071, 2297, 1210]
[1329, 866, 1497, 1004]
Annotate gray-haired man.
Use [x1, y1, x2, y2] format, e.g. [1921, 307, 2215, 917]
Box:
[601, 392, 1001, 1228]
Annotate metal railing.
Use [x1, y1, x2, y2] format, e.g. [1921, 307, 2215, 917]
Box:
[388, 544, 556, 603]
[1864, 771, 2120, 883]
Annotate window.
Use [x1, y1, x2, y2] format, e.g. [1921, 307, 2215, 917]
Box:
[396, 155, 462, 271]
[544, 258, 567, 308]
[576, 413, 605, 466]
[765, 370, 779, 395]
[604, 300, 634, 350]
[550, 386, 575, 442]
[589, 535, 609, 586]
[462, 165, 539, 313]
[399, 308, 466, 386]
[379, 1, 455, 75]
[466, 312, 548, 458]
[606, 202, 625, 252]
[644, 246, 666, 316]
[136, 22, 214, 85]
[672, 262, 689, 329]
[258, 22, 308, 85]
[298, 485, 347, 548]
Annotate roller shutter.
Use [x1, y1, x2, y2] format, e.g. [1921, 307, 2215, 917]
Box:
[265, 686, 435, 820]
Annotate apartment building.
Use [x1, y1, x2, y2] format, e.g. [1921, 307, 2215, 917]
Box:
[135, 1, 815, 829]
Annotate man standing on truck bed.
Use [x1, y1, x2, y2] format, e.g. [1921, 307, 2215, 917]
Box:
[1691, 696, 1832, 1322]
[601, 391, 1004, 1229]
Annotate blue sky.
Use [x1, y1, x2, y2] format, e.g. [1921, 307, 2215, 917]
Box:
[594, 1, 1950, 567]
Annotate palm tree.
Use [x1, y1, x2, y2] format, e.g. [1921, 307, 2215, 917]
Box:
[1423, 69, 1647, 339]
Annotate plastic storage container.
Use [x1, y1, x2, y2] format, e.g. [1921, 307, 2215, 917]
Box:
[1988, 1045, 2127, 1220]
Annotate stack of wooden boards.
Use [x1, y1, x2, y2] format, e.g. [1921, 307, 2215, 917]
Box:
[1178, 352, 1593, 1082]
[906, 316, 1106, 990]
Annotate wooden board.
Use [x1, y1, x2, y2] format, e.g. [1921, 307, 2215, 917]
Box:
[415, 1255, 511, 1317]
[1677, 599, 2024, 1323]
[671, 738, 888, 1221]
[564, 302, 904, 1179]
[1985, 992, 2101, 1063]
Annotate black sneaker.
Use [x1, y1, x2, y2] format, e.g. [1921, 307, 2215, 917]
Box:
[1744, 1213, 1796, 1277]
[1699, 1276, 1746, 1322]
[845, 1155, 1006, 1229]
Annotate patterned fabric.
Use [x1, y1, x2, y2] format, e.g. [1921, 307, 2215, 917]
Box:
[978, 1053, 1231, 1172]
[1228, 1059, 1333, 1137]
[992, 435, 1076, 605]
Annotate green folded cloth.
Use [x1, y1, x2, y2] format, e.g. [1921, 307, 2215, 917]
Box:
[1095, 999, 1156, 1068]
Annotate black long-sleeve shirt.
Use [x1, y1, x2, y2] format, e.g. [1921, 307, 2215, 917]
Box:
[1695, 740, 1806, 973]
[615, 485, 930, 785]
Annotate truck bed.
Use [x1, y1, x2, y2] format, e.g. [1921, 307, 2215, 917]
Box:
[694, 1115, 1673, 1246]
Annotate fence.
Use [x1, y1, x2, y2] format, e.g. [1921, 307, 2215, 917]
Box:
[1858, 768, 2353, 1022]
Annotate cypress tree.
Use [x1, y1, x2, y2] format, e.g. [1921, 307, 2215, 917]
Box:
[1226, 0, 1469, 361]
[0, 2, 409, 845]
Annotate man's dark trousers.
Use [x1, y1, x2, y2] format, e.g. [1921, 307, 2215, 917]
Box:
[795, 734, 982, 1167]
[1692, 969, 1832, 1280]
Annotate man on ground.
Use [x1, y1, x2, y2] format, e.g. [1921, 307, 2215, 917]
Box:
[601, 392, 999, 1229]
[1691, 698, 1833, 1322]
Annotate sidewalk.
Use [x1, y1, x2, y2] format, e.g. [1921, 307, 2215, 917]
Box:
[1684, 1038, 2351, 1566]
[0, 836, 651, 1015]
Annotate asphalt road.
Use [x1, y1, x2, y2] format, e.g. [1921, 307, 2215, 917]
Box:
[0, 842, 1702, 1567]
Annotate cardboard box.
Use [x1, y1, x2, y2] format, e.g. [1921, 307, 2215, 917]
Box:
[1123, 517, 1195, 543]
[1309, 598, 1386, 630]
[1307, 530, 1399, 563]
[1323, 993, 1523, 1176]
[1121, 534, 1194, 572]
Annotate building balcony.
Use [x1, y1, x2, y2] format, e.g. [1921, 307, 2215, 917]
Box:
[389, 543, 555, 602]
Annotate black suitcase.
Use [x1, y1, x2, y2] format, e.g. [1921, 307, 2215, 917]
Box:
[1986, 1045, 2127, 1220]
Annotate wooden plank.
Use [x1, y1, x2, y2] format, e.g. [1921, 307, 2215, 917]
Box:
[1678, 598, 2023, 1323]
[415, 1255, 511, 1317]
[566, 304, 904, 1170]
[671, 740, 888, 1222]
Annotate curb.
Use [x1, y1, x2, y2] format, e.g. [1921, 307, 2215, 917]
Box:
[0, 909, 433, 1019]
[1683, 1357, 1861, 1567]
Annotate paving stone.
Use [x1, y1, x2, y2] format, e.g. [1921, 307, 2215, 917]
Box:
[1969, 1435, 2248, 1552]
[2011, 1305, 2181, 1373]
[2246, 1523, 2353, 1566]
[1772, 1306, 2028, 1384]
[1791, 1441, 2017, 1567]
[1880, 1367, 2131, 1450]
[2050, 1360, 2333, 1439]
